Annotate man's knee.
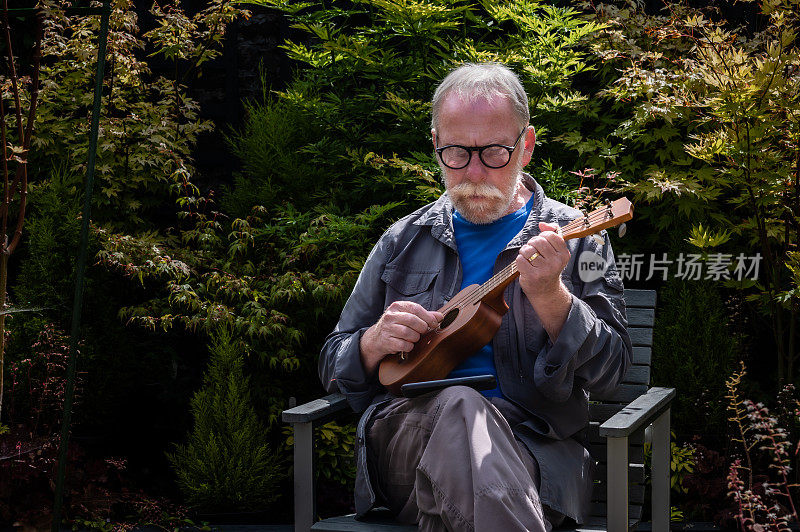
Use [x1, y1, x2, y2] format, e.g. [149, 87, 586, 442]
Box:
[433, 385, 497, 418]
[435, 385, 487, 405]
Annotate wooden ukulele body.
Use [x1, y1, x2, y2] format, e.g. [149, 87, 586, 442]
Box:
[378, 284, 509, 396]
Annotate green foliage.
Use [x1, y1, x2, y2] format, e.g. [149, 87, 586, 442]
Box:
[284, 420, 356, 487]
[168, 329, 284, 511]
[581, 0, 800, 381]
[652, 279, 740, 437]
[644, 431, 695, 494]
[1, 164, 84, 386]
[668, 440, 695, 494]
[238, 0, 601, 212]
[643, 431, 695, 524]
[315, 421, 356, 485]
[687, 223, 731, 251]
[13, 0, 246, 227]
[13, 166, 83, 315]
[95, 172, 394, 431]
[222, 98, 319, 216]
[146, 0, 243, 70]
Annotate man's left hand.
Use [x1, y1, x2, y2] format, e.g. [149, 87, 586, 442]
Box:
[516, 222, 570, 298]
[516, 221, 572, 340]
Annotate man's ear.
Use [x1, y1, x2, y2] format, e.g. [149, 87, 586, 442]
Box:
[521, 125, 536, 167]
[431, 128, 437, 149]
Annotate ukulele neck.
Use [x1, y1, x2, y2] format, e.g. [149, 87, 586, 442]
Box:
[476, 232, 581, 306]
[442, 197, 632, 312]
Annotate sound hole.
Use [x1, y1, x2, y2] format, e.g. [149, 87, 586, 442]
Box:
[439, 308, 459, 329]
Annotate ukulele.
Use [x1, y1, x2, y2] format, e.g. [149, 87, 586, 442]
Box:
[378, 197, 634, 396]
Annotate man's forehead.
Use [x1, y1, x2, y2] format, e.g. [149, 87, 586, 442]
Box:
[439, 90, 514, 115]
[435, 92, 523, 143]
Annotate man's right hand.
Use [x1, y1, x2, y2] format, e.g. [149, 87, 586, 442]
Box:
[360, 301, 443, 376]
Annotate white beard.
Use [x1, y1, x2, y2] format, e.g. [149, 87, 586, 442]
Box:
[443, 161, 523, 225]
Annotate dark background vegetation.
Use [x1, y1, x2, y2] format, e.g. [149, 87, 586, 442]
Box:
[1, 0, 798, 528]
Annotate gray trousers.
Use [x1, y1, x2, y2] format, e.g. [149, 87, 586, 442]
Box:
[366, 386, 563, 532]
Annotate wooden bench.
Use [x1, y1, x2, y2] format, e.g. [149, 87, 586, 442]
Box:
[283, 289, 674, 532]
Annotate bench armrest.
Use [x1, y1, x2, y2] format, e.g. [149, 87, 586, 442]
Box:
[282, 392, 350, 424]
[283, 392, 351, 532]
[599, 386, 676, 438]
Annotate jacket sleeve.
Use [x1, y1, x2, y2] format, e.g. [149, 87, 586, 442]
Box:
[533, 231, 633, 402]
[318, 234, 392, 413]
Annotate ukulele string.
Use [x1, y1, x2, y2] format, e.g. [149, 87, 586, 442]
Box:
[459, 206, 616, 307]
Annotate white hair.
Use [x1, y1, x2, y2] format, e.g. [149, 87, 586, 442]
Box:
[431, 62, 530, 130]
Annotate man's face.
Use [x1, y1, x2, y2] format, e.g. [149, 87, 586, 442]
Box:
[433, 93, 534, 224]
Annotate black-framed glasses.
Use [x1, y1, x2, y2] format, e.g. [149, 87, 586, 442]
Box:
[435, 127, 527, 170]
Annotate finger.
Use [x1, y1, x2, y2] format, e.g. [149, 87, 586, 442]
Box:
[537, 229, 570, 269]
[387, 312, 429, 335]
[387, 337, 415, 354]
[389, 300, 429, 317]
[386, 300, 418, 313]
[528, 235, 559, 261]
[515, 253, 535, 276]
[536, 222, 566, 254]
[516, 251, 564, 290]
[422, 310, 443, 330]
[519, 242, 539, 261]
[540, 231, 569, 256]
[388, 322, 423, 342]
[539, 221, 559, 233]
[523, 238, 569, 277]
[389, 300, 441, 330]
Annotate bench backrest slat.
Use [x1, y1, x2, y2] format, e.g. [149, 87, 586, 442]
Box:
[586, 288, 656, 526]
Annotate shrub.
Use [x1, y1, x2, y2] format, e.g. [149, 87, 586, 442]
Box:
[582, 0, 800, 382]
[726, 362, 800, 530]
[168, 328, 284, 511]
[652, 279, 740, 438]
[15, 0, 247, 227]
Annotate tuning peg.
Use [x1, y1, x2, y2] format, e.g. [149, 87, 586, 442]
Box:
[618, 223, 627, 238]
[592, 234, 605, 246]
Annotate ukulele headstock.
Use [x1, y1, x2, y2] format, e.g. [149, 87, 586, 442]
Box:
[563, 197, 633, 240]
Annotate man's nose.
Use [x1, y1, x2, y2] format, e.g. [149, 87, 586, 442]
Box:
[463, 152, 486, 181]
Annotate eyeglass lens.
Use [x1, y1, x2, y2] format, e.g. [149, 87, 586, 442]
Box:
[439, 145, 511, 169]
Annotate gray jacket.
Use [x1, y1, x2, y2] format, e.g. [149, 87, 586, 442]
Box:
[319, 175, 632, 523]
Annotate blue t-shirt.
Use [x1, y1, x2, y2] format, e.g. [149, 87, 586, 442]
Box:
[447, 194, 535, 397]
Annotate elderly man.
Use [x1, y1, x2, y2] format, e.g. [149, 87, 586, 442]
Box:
[319, 62, 632, 531]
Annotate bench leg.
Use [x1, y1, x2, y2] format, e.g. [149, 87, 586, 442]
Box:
[293, 421, 315, 532]
[651, 409, 671, 532]
[607, 436, 629, 532]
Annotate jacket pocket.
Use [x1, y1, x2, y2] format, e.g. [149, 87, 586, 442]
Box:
[381, 267, 438, 310]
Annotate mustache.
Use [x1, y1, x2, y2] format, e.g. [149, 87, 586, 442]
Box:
[447, 182, 505, 201]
